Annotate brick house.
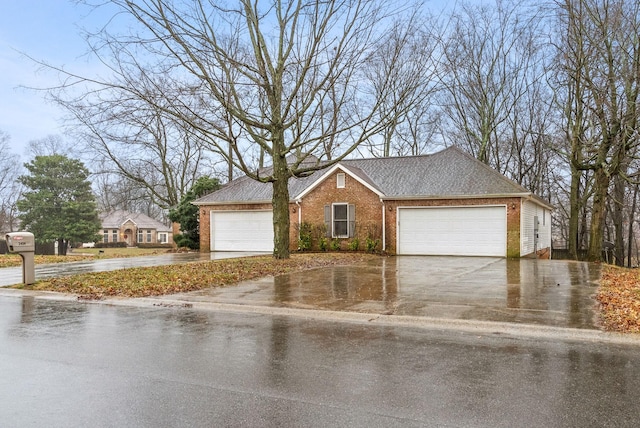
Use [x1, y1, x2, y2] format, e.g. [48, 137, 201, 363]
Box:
[99, 210, 173, 247]
[193, 147, 552, 258]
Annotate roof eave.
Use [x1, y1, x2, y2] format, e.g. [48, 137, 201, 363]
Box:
[382, 193, 543, 203]
[192, 199, 274, 206]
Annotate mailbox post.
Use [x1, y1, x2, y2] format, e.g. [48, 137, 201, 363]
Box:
[5, 232, 36, 285]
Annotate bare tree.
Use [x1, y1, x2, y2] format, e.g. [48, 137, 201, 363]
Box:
[59, 96, 210, 210]
[49, 0, 423, 258]
[554, 0, 640, 262]
[27, 135, 81, 158]
[0, 131, 22, 233]
[436, 0, 557, 201]
[362, 9, 441, 157]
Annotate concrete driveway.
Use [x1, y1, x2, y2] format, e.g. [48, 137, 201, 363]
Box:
[166, 256, 602, 330]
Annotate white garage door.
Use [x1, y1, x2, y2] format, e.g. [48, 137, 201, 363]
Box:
[210, 210, 274, 252]
[398, 206, 507, 256]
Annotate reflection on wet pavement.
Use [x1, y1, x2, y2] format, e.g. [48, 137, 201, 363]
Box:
[170, 257, 601, 330]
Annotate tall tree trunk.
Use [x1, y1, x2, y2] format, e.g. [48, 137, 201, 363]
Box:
[568, 167, 581, 259]
[587, 167, 609, 261]
[271, 150, 290, 260]
[612, 173, 627, 266]
[628, 182, 639, 267]
[58, 237, 67, 256]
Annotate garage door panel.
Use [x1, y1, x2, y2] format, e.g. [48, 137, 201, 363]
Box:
[211, 211, 273, 252]
[398, 206, 506, 257]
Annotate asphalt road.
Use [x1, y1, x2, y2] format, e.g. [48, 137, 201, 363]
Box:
[1, 296, 639, 427]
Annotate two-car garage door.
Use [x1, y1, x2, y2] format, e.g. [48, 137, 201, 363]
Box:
[210, 210, 273, 252]
[211, 206, 506, 256]
[397, 206, 507, 257]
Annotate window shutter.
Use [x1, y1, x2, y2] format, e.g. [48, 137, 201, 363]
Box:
[348, 204, 356, 238]
[324, 205, 331, 237]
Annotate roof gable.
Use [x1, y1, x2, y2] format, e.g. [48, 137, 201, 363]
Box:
[294, 164, 385, 200]
[100, 210, 171, 232]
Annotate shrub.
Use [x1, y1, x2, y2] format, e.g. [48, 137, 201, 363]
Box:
[174, 233, 198, 249]
[137, 243, 175, 249]
[330, 238, 341, 251]
[319, 237, 328, 251]
[95, 242, 127, 248]
[348, 238, 360, 251]
[297, 222, 313, 251]
[365, 237, 380, 253]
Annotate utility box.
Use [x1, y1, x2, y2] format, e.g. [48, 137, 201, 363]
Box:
[5, 232, 36, 285]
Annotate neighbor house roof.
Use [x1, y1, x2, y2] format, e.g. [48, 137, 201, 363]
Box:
[100, 210, 171, 232]
[193, 146, 552, 208]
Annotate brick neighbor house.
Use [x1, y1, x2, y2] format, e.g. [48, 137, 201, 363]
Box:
[99, 210, 173, 247]
[193, 146, 552, 258]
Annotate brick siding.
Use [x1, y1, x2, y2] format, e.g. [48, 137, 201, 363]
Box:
[199, 173, 542, 257]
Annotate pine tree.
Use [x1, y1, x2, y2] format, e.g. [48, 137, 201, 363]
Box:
[169, 177, 220, 249]
[17, 155, 101, 255]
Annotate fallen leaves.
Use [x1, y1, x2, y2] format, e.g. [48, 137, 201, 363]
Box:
[0, 254, 94, 268]
[597, 265, 640, 333]
[18, 253, 379, 300]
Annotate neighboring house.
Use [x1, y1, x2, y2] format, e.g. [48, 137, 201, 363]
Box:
[193, 146, 553, 258]
[99, 210, 173, 246]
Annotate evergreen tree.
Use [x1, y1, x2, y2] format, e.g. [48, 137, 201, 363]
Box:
[169, 177, 220, 249]
[17, 155, 101, 255]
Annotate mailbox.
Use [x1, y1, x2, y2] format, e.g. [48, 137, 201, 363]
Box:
[6, 232, 35, 253]
[5, 232, 35, 285]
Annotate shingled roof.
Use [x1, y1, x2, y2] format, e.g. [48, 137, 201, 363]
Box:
[100, 210, 171, 232]
[193, 146, 550, 206]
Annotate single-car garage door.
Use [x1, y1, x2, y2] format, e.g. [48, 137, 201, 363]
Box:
[210, 210, 273, 251]
[397, 206, 507, 256]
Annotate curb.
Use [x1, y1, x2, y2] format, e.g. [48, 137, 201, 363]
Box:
[2, 287, 638, 346]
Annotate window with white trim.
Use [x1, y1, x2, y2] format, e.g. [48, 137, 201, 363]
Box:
[325, 203, 356, 238]
[337, 173, 345, 188]
[112, 230, 118, 242]
[158, 233, 168, 244]
[103, 230, 108, 243]
[137, 229, 143, 243]
[146, 230, 152, 243]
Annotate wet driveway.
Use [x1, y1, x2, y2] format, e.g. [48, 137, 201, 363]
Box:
[165, 256, 602, 330]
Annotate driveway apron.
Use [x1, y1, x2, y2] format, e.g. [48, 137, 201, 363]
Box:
[166, 256, 602, 330]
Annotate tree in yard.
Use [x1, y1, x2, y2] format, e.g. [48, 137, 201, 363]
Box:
[16, 155, 101, 255]
[168, 176, 220, 249]
[0, 130, 22, 233]
[554, 0, 640, 262]
[50, 0, 425, 259]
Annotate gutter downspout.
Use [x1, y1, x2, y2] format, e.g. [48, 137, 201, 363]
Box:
[381, 200, 386, 252]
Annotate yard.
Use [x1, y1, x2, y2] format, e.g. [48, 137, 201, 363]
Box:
[597, 265, 640, 333]
[0, 247, 171, 268]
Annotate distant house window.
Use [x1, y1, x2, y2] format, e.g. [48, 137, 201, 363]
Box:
[543, 209, 546, 226]
[137, 229, 143, 244]
[103, 231, 108, 243]
[146, 230, 152, 243]
[337, 173, 346, 188]
[158, 233, 168, 244]
[112, 230, 118, 242]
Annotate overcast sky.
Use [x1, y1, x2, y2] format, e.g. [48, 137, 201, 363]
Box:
[0, 1, 107, 157]
[0, 0, 457, 160]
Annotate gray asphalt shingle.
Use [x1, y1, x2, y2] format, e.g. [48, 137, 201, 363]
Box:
[194, 146, 535, 204]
